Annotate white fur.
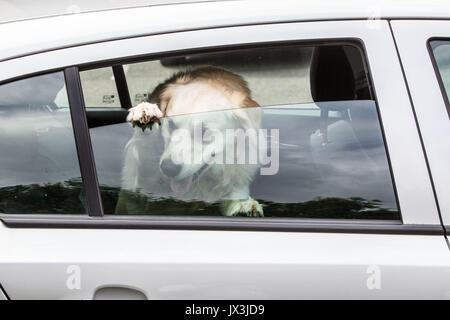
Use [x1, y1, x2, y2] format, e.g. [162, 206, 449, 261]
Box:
[224, 197, 263, 217]
[127, 102, 163, 124]
[121, 78, 263, 217]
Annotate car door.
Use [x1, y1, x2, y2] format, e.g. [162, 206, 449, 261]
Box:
[391, 20, 450, 239]
[0, 19, 449, 300]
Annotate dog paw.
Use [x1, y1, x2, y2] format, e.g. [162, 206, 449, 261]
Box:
[226, 198, 264, 217]
[127, 102, 163, 125]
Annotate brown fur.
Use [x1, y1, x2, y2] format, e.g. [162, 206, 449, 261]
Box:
[147, 66, 259, 115]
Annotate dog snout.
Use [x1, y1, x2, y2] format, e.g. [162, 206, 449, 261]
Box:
[160, 158, 182, 177]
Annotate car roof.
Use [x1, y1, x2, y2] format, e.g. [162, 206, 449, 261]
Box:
[0, 0, 449, 63]
[0, 0, 225, 24]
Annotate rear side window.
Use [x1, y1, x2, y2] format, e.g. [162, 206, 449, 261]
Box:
[80, 43, 399, 220]
[430, 40, 450, 116]
[0, 72, 86, 214]
[80, 67, 121, 108]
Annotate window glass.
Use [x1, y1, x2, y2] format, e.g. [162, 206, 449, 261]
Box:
[80, 67, 121, 108]
[430, 40, 450, 111]
[0, 72, 86, 214]
[83, 44, 399, 219]
[126, 47, 313, 107]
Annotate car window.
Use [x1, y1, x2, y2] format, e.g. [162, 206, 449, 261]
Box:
[81, 43, 400, 219]
[80, 67, 121, 108]
[430, 40, 450, 114]
[126, 47, 314, 107]
[0, 72, 86, 214]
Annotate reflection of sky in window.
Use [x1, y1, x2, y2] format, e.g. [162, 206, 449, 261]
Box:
[0, 114, 81, 187]
[0, 72, 81, 187]
[0, 72, 64, 106]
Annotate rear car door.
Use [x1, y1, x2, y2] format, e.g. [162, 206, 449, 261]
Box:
[391, 20, 450, 237]
[0, 19, 449, 299]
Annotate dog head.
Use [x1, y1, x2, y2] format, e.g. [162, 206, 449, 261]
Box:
[157, 83, 261, 196]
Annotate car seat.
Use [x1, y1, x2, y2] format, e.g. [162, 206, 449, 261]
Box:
[309, 46, 386, 182]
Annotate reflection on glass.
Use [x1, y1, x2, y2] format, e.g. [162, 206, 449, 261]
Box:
[80, 67, 121, 108]
[0, 73, 86, 214]
[91, 100, 399, 219]
[125, 46, 314, 108]
[431, 41, 450, 103]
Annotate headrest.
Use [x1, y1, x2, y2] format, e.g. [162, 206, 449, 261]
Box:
[310, 46, 355, 102]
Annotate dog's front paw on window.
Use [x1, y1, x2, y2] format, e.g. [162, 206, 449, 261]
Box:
[127, 102, 163, 131]
[223, 198, 264, 217]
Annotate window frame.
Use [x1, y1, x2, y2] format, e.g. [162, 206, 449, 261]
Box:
[65, 67, 103, 216]
[0, 20, 441, 232]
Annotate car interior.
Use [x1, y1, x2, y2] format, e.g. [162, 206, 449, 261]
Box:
[0, 73, 85, 213]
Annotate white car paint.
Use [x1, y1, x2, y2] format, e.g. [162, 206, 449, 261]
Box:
[1, 223, 450, 299]
[0, 0, 449, 300]
[1, 0, 450, 62]
[391, 20, 450, 227]
[0, 20, 438, 225]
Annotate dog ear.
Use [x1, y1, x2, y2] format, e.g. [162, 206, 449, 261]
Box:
[149, 85, 172, 116]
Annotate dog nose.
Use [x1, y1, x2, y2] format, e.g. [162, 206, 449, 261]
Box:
[160, 158, 181, 177]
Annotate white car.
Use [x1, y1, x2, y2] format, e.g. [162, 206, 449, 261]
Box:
[0, 0, 450, 300]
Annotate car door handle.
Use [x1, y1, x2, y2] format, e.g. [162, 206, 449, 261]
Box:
[93, 286, 147, 300]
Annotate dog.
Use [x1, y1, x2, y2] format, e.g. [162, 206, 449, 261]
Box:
[118, 66, 263, 217]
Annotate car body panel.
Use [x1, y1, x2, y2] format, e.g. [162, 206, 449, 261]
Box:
[0, 4, 448, 299]
[0, 0, 219, 24]
[1, 0, 450, 62]
[0, 20, 439, 225]
[0, 223, 449, 299]
[391, 20, 450, 228]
